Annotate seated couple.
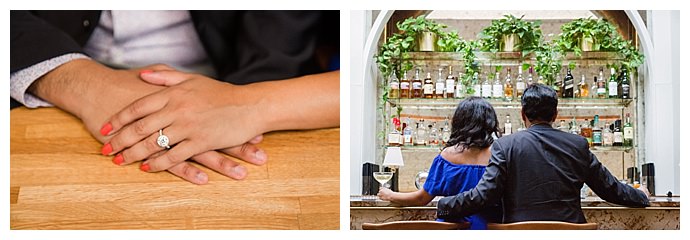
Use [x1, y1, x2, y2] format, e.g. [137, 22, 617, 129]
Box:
[378, 84, 649, 230]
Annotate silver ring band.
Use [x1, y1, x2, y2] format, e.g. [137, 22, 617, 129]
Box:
[157, 129, 171, 149]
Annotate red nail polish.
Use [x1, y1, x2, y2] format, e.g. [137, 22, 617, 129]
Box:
[140, 163, 150, 172]
[101, 143, 112, 155]
[140, 69, 154, 75]
[100, 123, 112, 136]
[112, 154, 124, 165]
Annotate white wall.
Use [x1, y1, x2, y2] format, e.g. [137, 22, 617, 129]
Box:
[349, 10, 371, 194]
[645, 10, 680, 195]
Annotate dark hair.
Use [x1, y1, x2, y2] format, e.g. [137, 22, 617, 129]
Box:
[521, 83, 558, 122]
[445, 97, 500, 151]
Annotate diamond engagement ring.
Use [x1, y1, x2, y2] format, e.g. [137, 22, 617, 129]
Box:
[157, 129, 171, 149]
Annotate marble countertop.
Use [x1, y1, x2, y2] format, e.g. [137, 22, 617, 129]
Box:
[350, 195, 680, 208]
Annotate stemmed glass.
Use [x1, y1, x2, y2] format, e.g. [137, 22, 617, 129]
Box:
[373, 171, 394, 189]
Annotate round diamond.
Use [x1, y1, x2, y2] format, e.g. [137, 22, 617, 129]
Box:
[157, 135, 170, 148]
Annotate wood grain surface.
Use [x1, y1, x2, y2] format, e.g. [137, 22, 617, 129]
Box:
[10, 107, 340, 229]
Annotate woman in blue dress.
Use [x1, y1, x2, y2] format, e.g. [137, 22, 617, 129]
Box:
[378, 97, 502, 230]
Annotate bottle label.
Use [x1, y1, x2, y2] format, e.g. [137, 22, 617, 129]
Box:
[404, 134, 412, 143]
[435, 83, 445, 94]
[388, 133, 400, 145]
[516, 82, 525, 91]
[504, 123, 512, 135]
[624, 127, 633, 140]
[400, 82, 410, 90]
[593, 131, 602, 144]
[492, 85, 503, 98]
[603, 132, 614, 146]
[613, 132, 623, 143]
[622, 84, 630, 97]
[412, 82, 422, 89]
[390, 83, 399, 89]
[423, 84, 434, 94]
[608, 82, 618, 96]
[446, 80, 455, 92]
[482, 85, 492, 97]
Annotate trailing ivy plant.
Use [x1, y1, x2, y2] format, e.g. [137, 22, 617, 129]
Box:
[478, 14, 543, 56]
[556, 17, 644, 70]
[534, 37, 563, 86]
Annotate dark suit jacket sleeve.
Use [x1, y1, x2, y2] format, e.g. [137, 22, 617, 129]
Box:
[584, 152, 650, 207]
[437, 141, 507, 219]
[10, 11, 85, 72]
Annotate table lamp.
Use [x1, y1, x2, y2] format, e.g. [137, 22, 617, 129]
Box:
[382, 147, 404, 172]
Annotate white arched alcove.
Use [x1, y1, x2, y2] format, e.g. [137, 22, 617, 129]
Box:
[352, 10, 678, 195]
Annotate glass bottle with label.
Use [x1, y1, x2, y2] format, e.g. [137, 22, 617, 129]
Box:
[578, 74, 589, 98]
[621, 68, 631, 99]
[423, 71, 434, 99]
[613, 120, 623, 147]
[472, 72, 481, 97]
[455, 72, 465, 99]
[388, 72, 400, 99]
[580, 118, 592, 147]
[569, 117, 581, 135]
[435, 68, 445, 99]
[504, 68, 514, 101]
[516, 67, 525, 98]
[592, 115, 602, 146]
[403, 118, 413, 146]
[441, 120, 451, 144]
[602, 120, 613, 146]
[445, 66, 456, 98]
[387, 117, 401, 146]
[623, 113, 634, 147]
[527, 66, 534, 88]
[554, 72, 563, 97]
[608, 68, 618, 98]
[596, 75, 606, 98]
[504, 115, 512, 136]
[428, 123, 439, 146]
[562, 68, 574, 98]
[415, 119, 427, 146]
[481, 72, 492, 98]
[493, 71, 503, 99]
[400, 71, 411, 99]
[412, 68, 423, 98]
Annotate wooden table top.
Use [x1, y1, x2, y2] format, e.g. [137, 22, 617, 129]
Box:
[10, 107, 340, 230]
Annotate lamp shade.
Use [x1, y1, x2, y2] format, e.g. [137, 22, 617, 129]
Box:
[383, 147, 404, 167]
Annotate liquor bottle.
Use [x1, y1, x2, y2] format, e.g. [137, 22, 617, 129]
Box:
[562, 68, 574, 98]
[435, 68, 445, 99]
[621, 68, 631, 99]
[608, 68, 618, 98]
[602, 120, 613, 146]
[580, 118, 592, 147]
[472, 72, 481, 97]
[387, 117, 401, 146]
[516, 67, 525, 98]
[527, 66, 534, 88]
[455, 72, 465, 99]
[403, 118, 413, 146]
[412, 68, 423, 98]
[590, 75, 598, 98]
[445, 66, 456, 98]
[554, 72, 563, 97]
[415, 119, 427, 146]
[504, 68, 514, 101]
[578, 74, 589, 98]
[492, 71, 503, 99]
[400, 71, 411, 99]
[504, 115, 512, 136]
[423, 71, 434, 99]
[569, 117, 581, 135]
[596, 75, 606, 98]
[428, 123, 439, 146]
[592, 115, 602, 147]
[557, 119, 569, 132]
[388, 72, 400, 99]
[411, 122, 419, 146]
[441, 120, 451, 144]
[623, 113, 634, 147]
[481, 72, 492, 98]
[613, 120, 623, 147]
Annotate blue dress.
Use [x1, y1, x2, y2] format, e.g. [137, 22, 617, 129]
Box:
[423, 154, 502, 230]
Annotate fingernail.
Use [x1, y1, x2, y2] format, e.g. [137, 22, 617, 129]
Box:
[196, 172, 208, 183]
[101, 143, 112, 155]
[100, 122, 112, 136]
[112, 154, 124, 165]
[233, 165, 247, 178]
[139, 69, 154, 75]
[255, 149, 267, 162]
[140, 163, 150, 172]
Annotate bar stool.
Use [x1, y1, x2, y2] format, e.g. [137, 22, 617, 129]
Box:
[362, 220, 470, 230]
[487, 221, 598, 230]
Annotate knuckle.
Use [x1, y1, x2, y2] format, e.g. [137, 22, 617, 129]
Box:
[128, 100, 145, 116]
[144, 136, 161, 152]
[132, 120, 149, 136]
[180, 163, 196, 179]
[217, 157, 234, 174]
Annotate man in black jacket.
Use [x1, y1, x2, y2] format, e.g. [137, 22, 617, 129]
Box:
[10, 11, 339, 184]
[437, 84, 649, 223]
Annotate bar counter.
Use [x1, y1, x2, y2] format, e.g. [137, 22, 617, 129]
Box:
[350, 195, 680, 230]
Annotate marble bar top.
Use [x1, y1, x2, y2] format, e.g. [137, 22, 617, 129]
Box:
[350, 195, 680, 208]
